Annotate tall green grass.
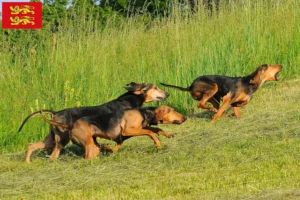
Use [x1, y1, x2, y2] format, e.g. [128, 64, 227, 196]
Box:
[1, 0, 300, 152]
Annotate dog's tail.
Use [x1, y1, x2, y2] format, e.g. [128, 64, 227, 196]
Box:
[160, 83, 190, 92]
[18, 110, 55, 132]
[40, 111, 70, 129]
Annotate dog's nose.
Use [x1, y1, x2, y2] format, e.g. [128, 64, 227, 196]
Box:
[183, 116, 187, 121]
[166, 92, 170, 97]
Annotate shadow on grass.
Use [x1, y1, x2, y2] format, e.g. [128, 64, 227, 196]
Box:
[189, 110, 214, 119]
[58, 144, 115, 159]
[189, 109, 235, 119]
[6, 144, 116, 162]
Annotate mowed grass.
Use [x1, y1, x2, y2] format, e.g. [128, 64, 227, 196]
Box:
[0, 79, 300, 199]
[1, 0, 300, 199]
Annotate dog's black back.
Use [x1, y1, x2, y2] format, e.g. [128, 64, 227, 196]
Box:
[192, 74, 257, 99]
[53, 91, 147, 126]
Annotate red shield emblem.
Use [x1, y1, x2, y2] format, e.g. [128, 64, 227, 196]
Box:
[2, 2, 42, 29]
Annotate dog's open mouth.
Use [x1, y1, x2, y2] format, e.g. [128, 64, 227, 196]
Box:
[156, 97, 167, 101]
[172, 120, 184, 124]
[160, 120, 183, 124]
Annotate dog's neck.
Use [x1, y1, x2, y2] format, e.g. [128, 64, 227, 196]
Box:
[242, 70, 264, 92]
[116, 92, 146, 107]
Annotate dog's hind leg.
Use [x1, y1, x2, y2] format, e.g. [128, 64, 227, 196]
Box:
[85, 144, 100, 160]
[50, 130, 70, 160]
[103, 143, 123, 153]
[195, 83, 218, 112]
[26, 132, 55, 163]
[208, 97, 220, 111]
[112, 143, 123, 152]
[84, 130, 100, 160]
[93, 137, 101, 148]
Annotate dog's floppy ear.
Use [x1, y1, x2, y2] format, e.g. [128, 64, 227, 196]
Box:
[133, 83, 151, 95]
[133, 90, 143, 95]
[155, 106, 169, 122]
[124, 82, 140, 91]
[155, 107, 164, 121]
[260, 64, 268, 71]
[249, 64, 268, 85]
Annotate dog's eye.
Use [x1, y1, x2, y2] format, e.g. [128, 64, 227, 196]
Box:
[167, 109, 170, 112]
[154, 86, 158, 89]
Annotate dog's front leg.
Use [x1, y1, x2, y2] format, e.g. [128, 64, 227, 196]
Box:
[232, 107, 241, 118]
[144, 126, 175, 138]
[211, 93, 232, 124]
[122, 128, 161, 149]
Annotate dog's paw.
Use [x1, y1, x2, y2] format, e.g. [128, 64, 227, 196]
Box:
[210, 108, 218, 112]
[167, 133, 175, 138]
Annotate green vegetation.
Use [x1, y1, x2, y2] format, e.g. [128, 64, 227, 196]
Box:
[0, 0, 300, 199]
[1, 79, 300, 199]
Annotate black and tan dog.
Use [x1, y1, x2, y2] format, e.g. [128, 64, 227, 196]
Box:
[42, 105, 186, 159]
[18, 82, 169, 163]
[161, 64, 282, 123]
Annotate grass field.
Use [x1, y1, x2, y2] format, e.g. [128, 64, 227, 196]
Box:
[1, 0, 300, 199]
[1, 79, 300, 199]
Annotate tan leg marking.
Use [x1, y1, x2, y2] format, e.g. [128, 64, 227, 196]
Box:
[122, 128, 161, 149]
[211, 93, 232, 124]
